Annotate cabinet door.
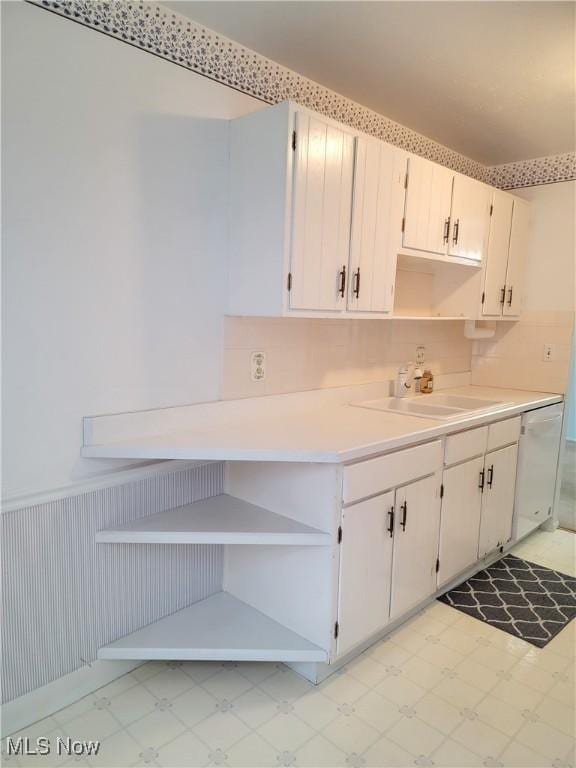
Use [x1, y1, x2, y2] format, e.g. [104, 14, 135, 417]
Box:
[403, 156, 453, 255]
[482, 191, 514, 317]
[438, 457, 484, 586]
[348, 139, 404, 313]
[449, 174, 491, 262]
[478, 444, 518, 558]
[290, 112, 355, 311]
[390, 475, 440, 620]
[337, 492, 394, 656]
[503, 198, 530, 317]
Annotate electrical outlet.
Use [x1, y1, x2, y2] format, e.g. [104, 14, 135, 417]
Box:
[250, 351, 266, 381]
[416, 345, 426, 364]
[542, 344, 556, 362]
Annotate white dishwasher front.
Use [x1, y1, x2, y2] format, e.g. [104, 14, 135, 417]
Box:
[513, 403, 564, 540]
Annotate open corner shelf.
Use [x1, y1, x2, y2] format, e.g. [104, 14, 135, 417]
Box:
[96, 494, 331, 546]
[98, 591, 327, 662]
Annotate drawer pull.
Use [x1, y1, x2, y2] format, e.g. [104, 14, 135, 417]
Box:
[387, 506, 395, 538]
[487, 464, 494, 488]
[400, 501, 408, 531]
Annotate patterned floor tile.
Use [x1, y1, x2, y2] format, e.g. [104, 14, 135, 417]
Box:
[291, 689, 341, 730]
[295, 734, 347, 767]
[451, 717, 510, 758]
[321, 713, 380, 755]
[413, 692, 463, 735]
[191, 711, 249, 752]
[386, 715, 445, 756]
[126, 709, 186, 751]
[224, 733, 279, 768]
[362, 735, 414, 767]
[230, 687, 279, 729]
[256, 712, 315, 752]
[155, 730, 210, 767]
[431, 738, 484, 767]
[169, 687, 219, 728]
[352, 690, 403, 734]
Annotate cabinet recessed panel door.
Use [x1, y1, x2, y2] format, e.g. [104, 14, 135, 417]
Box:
[503, 199, 530, 317]
[290, 112, 355, 312]
[403, 156, 453, 255]
[336, 492, 394, 657]
[437, 457, 484, 587]
[478, 444, 519, 558]
[449, 175, 491, 262]
[390, 475, 440, 620]
[482, 192, 514, 317]
[348, 139, 405, 313]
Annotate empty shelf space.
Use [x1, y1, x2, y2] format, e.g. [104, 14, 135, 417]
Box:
[98, 591, 328, 662]
[96, 493, 331, 546]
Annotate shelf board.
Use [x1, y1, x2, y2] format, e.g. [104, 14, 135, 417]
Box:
[390, 315, 469, 321]
[98, 591, 328, 662]
[96, 494, 330, 546]
[398, 248, 482, 269]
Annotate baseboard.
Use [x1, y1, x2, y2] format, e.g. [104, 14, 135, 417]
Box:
[1, 659, 142, 737]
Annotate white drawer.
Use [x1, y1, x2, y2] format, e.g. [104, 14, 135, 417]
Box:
[487, 416, 521, 452]
[343, 440, 442, 504]
[444, 426, 488, 466]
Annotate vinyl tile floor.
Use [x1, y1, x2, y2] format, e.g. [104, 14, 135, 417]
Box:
[3, 529, 575, 768]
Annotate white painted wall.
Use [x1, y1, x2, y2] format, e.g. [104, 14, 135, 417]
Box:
[513, 181, 575, 313]
[1, 2, 260, 500]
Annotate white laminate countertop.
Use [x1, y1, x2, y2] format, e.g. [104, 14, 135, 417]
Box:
[82, 383, 563, 464]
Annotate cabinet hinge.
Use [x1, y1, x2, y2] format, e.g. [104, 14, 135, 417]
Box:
[287, 272, 292, 291]
[337, 525, 343, 544]
[401, 217, 405, 233]
[489, 204, 494, 216]
[291, 130, 297, 152]
[404, 173, 409, 189]
[481, 291, 485, 304]
[435, 557, 440, 573]
[334, 622, 339, 639]
[440, 484, 444, 499]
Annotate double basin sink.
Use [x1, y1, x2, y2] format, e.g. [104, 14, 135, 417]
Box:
[352, 393, 513, 421]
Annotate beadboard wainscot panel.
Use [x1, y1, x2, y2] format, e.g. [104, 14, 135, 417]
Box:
[1, 462, 224, 706]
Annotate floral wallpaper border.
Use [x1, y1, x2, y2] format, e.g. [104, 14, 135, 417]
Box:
[28, 0, 576, 190]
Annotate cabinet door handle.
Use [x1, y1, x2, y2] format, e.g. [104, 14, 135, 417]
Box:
[387, 506, 395, 538]
[353, 268, 361, 298]
[478, 469, 485, 491]
[487, 464, 494, 488]
[400, 501, 408, 531]
[443, 217, 451, 244]
[338, 265, 347, 298]
[452, 218, 460, 245]
[499, 286, 506, 305]
[507, 287, 513, 307]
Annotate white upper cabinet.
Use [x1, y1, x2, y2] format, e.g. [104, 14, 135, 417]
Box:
[403, 156, 453, 255]
[503, 198, 530, 317]
[290, 112, 355, 311]
[347, 138, 405, 313]
[482, 192, 515, 316]
[481, 192, 530, 318]
[228, 101, 529, 320]
[403, 156, 491, 265]
[449, 175, 491, 262]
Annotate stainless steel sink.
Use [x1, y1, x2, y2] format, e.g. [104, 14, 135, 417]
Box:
[352, 393, 513, 421]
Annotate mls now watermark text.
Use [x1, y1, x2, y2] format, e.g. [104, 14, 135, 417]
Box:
[6, 737, 101, 757]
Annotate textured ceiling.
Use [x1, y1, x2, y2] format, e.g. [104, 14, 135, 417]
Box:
[165, 1, 575, 165]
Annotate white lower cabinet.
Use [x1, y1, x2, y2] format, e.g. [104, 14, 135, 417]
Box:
[336, 492, 394, 657]
[478, 443, 519, 558]
[390, 475, 441, 619]
[337, 471, 441, 656]
[437, 456, 484, 587]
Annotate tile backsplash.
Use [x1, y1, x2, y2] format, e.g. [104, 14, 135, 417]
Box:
[222, 317, 473, 399]
[471, 311, 574, 394]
